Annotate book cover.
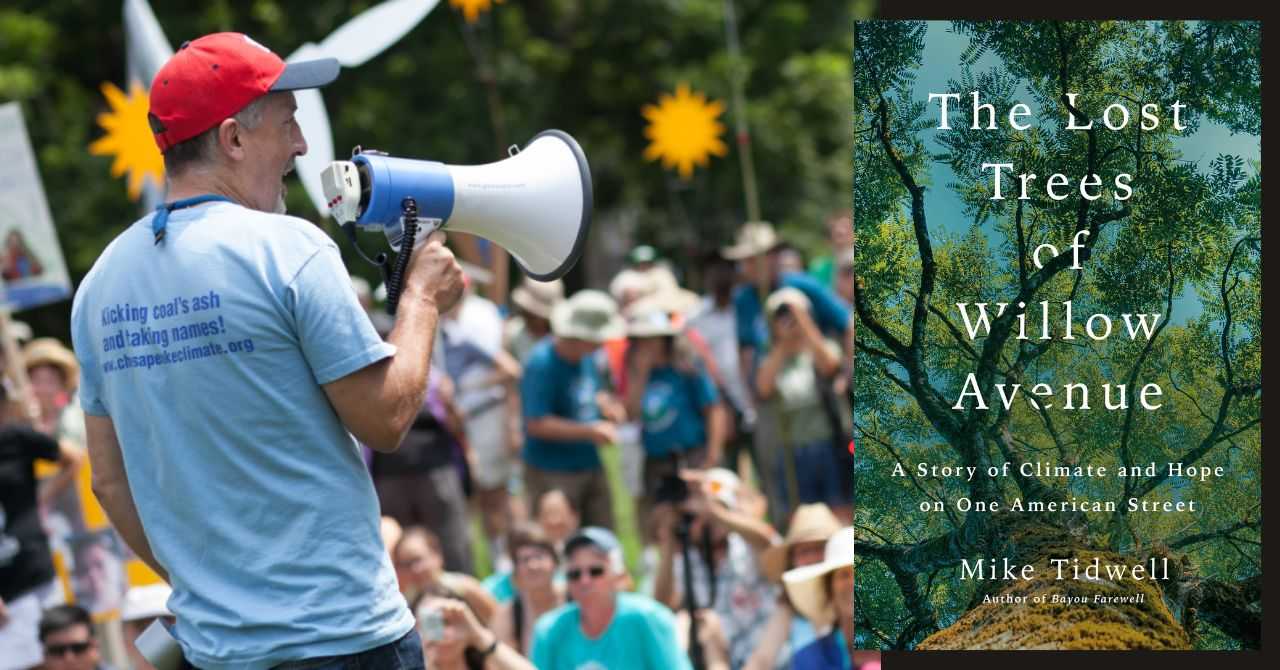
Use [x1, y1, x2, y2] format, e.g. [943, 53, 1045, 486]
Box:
[852, 20, 1260, 650]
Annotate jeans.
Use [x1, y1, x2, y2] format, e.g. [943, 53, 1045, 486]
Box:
[181, 630, 425, 670]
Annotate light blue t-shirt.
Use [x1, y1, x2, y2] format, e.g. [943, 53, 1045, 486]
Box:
[640, 366, 718, 458]
[530, 592, 692, 670]
[70, 202, 413, 670]
[520, 338, 602, 472]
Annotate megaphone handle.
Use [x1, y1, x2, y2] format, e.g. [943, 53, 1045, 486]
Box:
[384, 197, 422, 316]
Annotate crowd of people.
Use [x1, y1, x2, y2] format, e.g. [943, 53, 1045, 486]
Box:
[1, 214, 871, 670]
[2, 30, 872, 670]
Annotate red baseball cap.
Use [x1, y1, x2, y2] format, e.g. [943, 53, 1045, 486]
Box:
[148, 32, 339, 152]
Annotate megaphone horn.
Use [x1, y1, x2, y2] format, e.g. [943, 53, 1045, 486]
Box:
[321, 130, 592, 282]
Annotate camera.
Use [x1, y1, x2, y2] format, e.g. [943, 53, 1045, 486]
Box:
[653, 474, 689, 505]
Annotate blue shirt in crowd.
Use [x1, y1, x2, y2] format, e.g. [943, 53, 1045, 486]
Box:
[70, 202, 412, 670]
[734, 271, 852, 353]
[640, 365, 718, 458]
[792, 630, 852, 670]
[530, 592, 692, 670]
[520, 338, 603, 471]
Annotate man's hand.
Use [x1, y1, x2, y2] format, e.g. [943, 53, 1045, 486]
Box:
[597, 392, 627, 424]
[0, 595, 9, 628]
[404, 231, 465, 313]
[586, 421, 619, 446]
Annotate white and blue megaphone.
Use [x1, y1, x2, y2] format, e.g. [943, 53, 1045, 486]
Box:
[320, 130, 592, 287]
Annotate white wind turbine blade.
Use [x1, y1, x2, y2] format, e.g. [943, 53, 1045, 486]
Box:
[287, 44, 338, 216]
[123, 0, 173, 85]
[315, 0, 441, 67]
[285, 0, 441, 214]
[123, 0, 173, 208]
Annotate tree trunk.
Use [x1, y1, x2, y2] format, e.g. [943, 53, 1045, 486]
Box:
[917, 515, 1190, 650]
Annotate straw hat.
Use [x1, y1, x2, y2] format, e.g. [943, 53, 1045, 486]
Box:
[550, 290, 626, 343]
[782, 527, 854, 628]
[22, 337, 80, 391]
[511, 278, 565, 320]
[761, 504, 842, 582]
[720, 221, 780, 261]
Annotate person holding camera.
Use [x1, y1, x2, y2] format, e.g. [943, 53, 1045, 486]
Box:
[70, 33, 464, 669]
[652, 468, 782, 670]
[754, 289, 850, 523]
[520, 291, 626, 531]
[721, 222, 851, 380]
[416, 596, 534, 670]
[624, 309, 727, 531]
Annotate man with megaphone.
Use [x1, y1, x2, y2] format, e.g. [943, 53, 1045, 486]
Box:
[70, 32, 463, 669]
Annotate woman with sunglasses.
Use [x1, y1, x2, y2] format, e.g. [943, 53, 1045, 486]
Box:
[491, 523, 565, 655]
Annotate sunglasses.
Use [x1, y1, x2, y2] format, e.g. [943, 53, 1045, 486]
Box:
[566, 565, 607, 582]
[44, 641, 92, 657]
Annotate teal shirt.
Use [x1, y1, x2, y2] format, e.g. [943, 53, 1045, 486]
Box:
[640, 366, 718, 457]
[530, 593, 691, 670]
[520, 338, 603, 471]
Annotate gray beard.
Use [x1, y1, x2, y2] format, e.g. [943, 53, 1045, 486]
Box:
[274, 191, 287, 215]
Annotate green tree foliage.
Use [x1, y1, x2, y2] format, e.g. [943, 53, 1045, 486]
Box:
[2, 0, 857, 336]
[853, 21, 1260, 650]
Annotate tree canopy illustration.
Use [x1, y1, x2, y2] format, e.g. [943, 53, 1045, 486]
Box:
[853, 20, 1260, 650]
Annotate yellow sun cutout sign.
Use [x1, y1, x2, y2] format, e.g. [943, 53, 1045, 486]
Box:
[642, 83, 728, 180]
[450, 0, 503, 23]
[89, 81, 164, 200]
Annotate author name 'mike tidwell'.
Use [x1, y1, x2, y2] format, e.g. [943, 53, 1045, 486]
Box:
[961, 557, 1170, 581]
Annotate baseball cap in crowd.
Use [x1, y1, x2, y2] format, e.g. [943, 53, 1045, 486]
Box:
[550, 290, 626, 343]
[720, 221, 780, 260]
[564, 527, 626, 573]
[149, 32, 340, 152]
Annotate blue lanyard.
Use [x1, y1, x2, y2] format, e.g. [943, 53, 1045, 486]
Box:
[152, 194, 234, 245]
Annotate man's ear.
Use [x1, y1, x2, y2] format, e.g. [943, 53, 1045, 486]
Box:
[216, 118, 246, 162]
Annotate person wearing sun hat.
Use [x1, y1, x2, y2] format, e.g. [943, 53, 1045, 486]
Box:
[722, 220, 851, 381]
[505, 277, 564, 364]
[623, 308, 727, 538]
[22, 338, 84, 439]
[69, 31, 465, 669]
[783, 527, 858, 670]
[652, 467, 783, 670]
[743, 504, 843, 669]
[521, 290, 627, 531]
[754, 288, 848, 525]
